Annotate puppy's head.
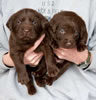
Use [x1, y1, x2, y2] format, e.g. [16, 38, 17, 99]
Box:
[7, 8, 48, 42]
[50, 11, 88, 51]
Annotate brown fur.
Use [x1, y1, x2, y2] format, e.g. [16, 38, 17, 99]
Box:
[44, 11, 88, 85]
[7, 8, 59, 95]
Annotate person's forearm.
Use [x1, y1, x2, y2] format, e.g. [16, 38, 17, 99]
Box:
[2, 52, 15, 67]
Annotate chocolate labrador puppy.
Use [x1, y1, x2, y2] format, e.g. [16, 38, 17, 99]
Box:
[44, 11, 88, 85]
[7, 8, 59, 95]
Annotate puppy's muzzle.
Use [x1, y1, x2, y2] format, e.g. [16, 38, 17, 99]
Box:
[64, 39, 72, 46]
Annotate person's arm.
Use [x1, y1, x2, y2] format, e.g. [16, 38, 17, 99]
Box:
[0, 0, 14, 73]
[2, 52, 15, 67]
[81, 0, 96, 71]
[0, 14, 11, 72]
[87, 24, 96, 71]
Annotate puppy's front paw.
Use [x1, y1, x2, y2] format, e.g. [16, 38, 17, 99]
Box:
[28, 85, 36, 95]
[26, 80, 36, 95]
[35, 77, 46, 87]
[46, 77, 54, 86]
[18, 72, 30, 85]
[48, 66, 59, 77]
[32, 70, 44, 77]
[32, 72, 40, 77]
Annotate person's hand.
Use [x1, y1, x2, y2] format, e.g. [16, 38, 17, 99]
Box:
[54, 48, 89, 64]
[3, 52, 15, 67]
[24, 34, 45, 67]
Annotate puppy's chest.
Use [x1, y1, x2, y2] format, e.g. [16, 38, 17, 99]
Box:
[18, 43, 33, 52]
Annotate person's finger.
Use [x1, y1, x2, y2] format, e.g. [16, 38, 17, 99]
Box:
[30, 53, 43, 63]
[24, 52, 37, 63]
[54, 50, 65, 59]
[25, 34, 45, 55]
[32, 54, 43, 66]
[54, 49, 65, 56]
[58, 48, 67, 51]
[29, 53, 43, 67]
[24, 52, 43, 64]
[34, 34, 45, 49]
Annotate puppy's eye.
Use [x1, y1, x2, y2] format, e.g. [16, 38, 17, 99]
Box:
[17, 20, 22, 24]
[74, 31, 79, 37]
[60, 29, 65, 34]
[74, 32, 79, 40]
[32, 20, 37, 25]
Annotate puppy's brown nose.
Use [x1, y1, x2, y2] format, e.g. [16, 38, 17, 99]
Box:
[23, 28, 30, 33]
[67, 41, 71, 46]
[65, 39, 72, 46]
[23, 25, 31, 33]
[24, 29, 29, 32]
[23, 28, 31, 36]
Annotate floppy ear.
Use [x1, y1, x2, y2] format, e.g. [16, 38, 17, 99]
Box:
[77, 22, 88, 51]
[6, 14, 15, 31]
[50, 20, 57, 33]
[49, 21, 58, 40]
[47, 23, 58, 48]
[41, 19, 50, 30]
